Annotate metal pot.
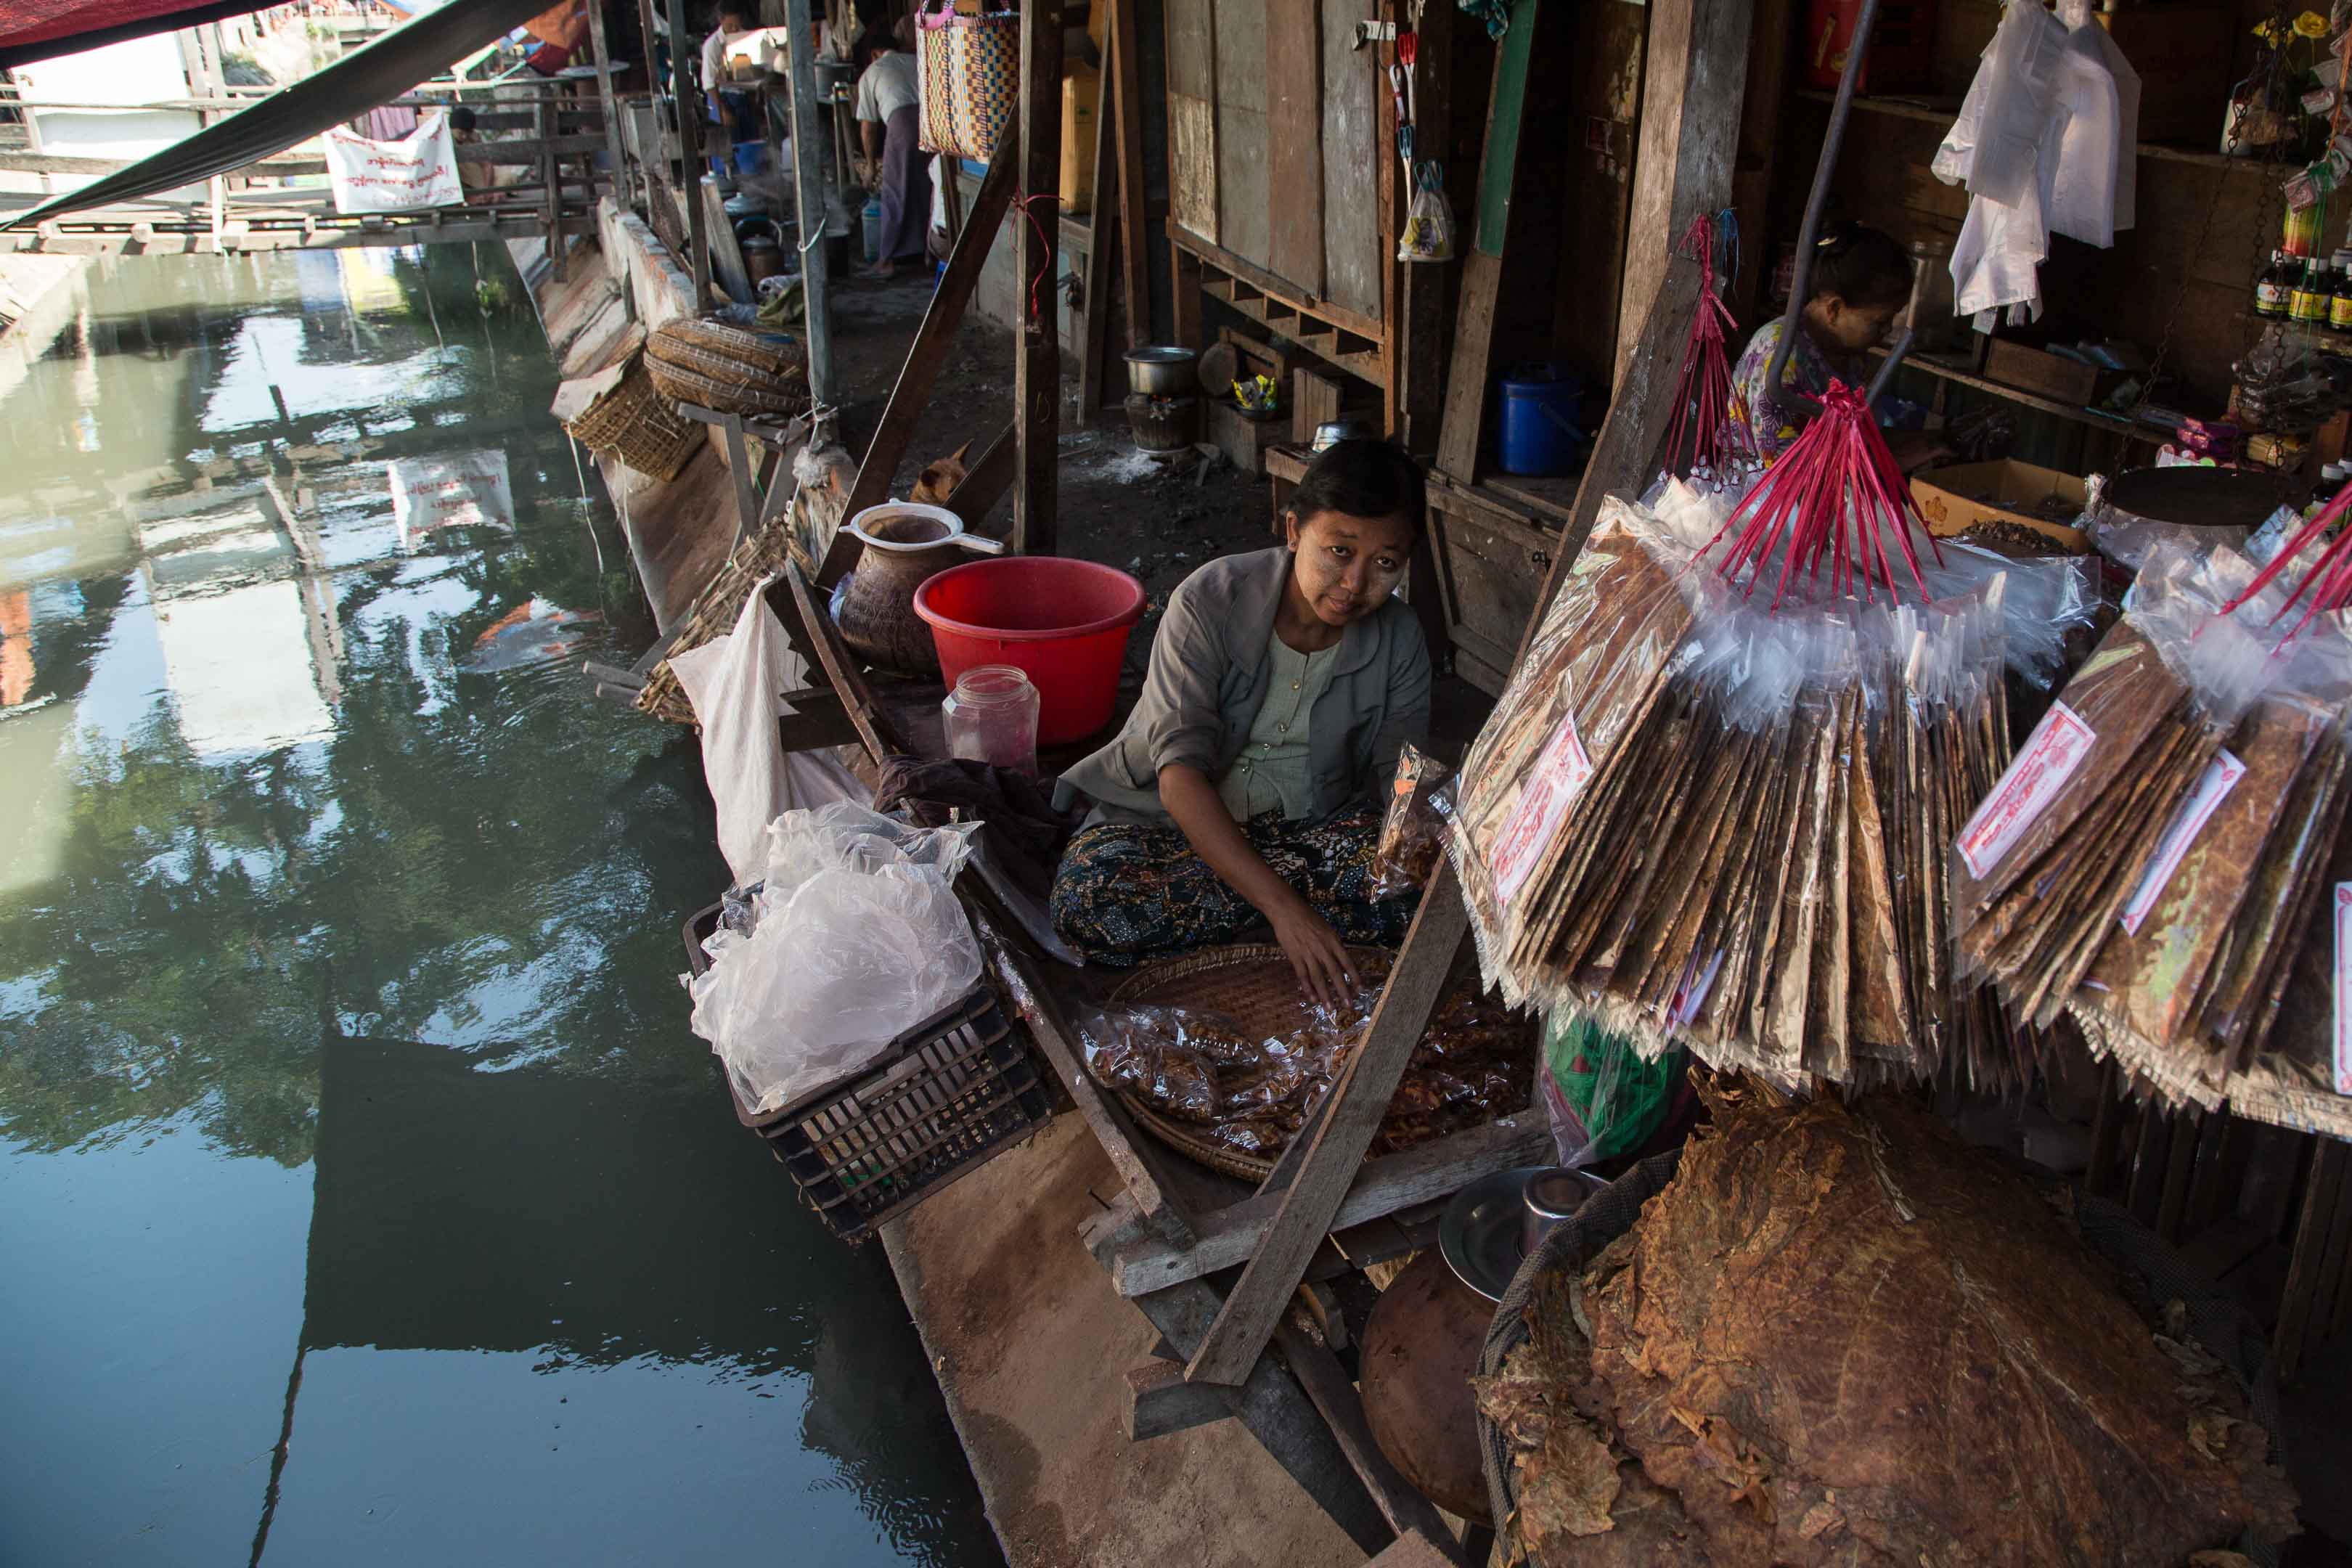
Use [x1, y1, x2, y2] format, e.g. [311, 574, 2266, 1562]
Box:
[1125, 346, 1199, 399]
[742, 234, 785, 287]
[834, 503, 1006, 676]
[1311, 417, 1376, 452]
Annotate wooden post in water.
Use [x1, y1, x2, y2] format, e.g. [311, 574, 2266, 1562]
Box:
[668, 0, 711, 302]
[783, 0, 835, 404]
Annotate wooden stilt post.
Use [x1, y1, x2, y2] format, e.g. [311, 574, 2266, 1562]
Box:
[1012, 0, 1064, 555]
[1108, 0, 1149, 351]
[669, 0, 711, 302]
[1077, 31, 1119, 420]
[587, 0, 628, 211]
[784, 0, 836, 403]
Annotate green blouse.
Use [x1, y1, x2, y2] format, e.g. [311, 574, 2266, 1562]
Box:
[1217, 630, 1342, 821]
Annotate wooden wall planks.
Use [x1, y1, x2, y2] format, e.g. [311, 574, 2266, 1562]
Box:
[1165, 0, 1218, 242]
[1266, 0, 1325, 293]
[1212, 0, 1270, 267]
[1320, 0, 1384, 322]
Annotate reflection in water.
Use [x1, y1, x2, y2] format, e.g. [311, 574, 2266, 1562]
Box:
[0, 250, 999, 1567]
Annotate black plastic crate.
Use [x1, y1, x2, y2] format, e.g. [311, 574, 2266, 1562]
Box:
[684, 902, 1053, 1242]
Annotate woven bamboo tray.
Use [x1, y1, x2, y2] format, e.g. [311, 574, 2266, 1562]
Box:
[1106, 943, 1397, 1182]
[645, 355, 811, 418]
[647, 322, 807, 388]
[565, 351, 702, 481]
[656, 316, 807, 377]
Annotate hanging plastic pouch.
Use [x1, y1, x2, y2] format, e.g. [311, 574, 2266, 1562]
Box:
[1397, 161, 1455, 263]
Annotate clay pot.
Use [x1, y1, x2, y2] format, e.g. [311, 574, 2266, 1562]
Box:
[834, 502, 1004, 676]
[1359, 1249, 1497, 1524]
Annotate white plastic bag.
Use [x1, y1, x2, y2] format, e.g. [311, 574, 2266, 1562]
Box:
[688, 801, 984, 1114]
[1396, 163, 1455, 263]
[667, 578, 860, 888]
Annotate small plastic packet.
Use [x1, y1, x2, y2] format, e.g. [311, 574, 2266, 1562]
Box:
[1370, 744, 1455, 899]
[1396, 161, 1455, 263]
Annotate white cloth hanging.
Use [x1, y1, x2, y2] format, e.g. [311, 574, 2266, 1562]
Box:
[1936, 0, 2135, 327]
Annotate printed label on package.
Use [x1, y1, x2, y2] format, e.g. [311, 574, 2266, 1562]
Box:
[1956, 701, 2096, 880]
[2336, 885, 2352, 1096]
[1487, 710, 1593, 912]
[2119, 749, 2247, 936]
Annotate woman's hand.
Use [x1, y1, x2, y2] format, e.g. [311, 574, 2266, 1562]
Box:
[1265, 889, 1359, 1010]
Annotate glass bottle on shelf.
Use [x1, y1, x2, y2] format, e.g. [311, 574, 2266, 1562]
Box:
[2331, 263, 2352, 332]
[2257, 250, 2295, 318]
[2292, 256, 2331, 322]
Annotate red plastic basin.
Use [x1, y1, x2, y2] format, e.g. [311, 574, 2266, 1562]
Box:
[913, 557, 1147, 746]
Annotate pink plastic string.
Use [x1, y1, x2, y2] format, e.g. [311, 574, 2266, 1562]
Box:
[1659, 213, 1746, 478]
[1699, 380, 1937, 610]
[2219, 478, 2352, 645]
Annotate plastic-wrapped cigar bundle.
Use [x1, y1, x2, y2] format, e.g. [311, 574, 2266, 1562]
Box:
[1448, 491, 2093, 1086]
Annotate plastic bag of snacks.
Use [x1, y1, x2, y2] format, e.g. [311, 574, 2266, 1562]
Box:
[1370, 743, 1455, 899]
[1397, 162, 1455, 263]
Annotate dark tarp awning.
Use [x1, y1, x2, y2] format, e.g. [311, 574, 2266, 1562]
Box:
[0, 0, 268, 72]
[3, 0, 552, 230]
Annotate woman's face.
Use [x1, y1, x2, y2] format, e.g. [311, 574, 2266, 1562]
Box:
[1807, 291, 1902, 354]
[1283, 507, 1416, 627]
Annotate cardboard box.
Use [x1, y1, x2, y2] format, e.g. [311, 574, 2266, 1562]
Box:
[1910, 459, 2093, 551]
[1982, 339, 2102, 405]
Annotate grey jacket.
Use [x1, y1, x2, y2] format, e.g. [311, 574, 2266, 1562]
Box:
[1056, 546, 1432, 824]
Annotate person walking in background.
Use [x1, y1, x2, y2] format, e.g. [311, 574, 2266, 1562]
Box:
[854, 15, 930, 281]
[701, 2, 752, 165]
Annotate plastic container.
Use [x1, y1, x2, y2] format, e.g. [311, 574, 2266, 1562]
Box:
[862, 197, 883, 264]
[732, 139, 770, 177]
[943, 664, 1041, 775]
[1495, 366, 1588, 478]
[912, 557, 1147, 746]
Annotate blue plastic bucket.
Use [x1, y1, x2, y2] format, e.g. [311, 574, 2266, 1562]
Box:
[862, 198, 883, 264]
[1495, 367, 1588, 477]
[731, 140, 770, 177]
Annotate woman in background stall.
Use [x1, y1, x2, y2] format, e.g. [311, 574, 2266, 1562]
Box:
[1728, 220, 1950, 472]
[1050, 441, 1432, 1005]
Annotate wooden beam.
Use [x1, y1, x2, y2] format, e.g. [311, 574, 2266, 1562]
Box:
[825, 153, 1020, 582]
[668, 0, 711, 301]
[1109, 1108, 1550, 1297]
[1013, 0, 1066, 555]
[1509, 260, 1702, 666]
[1185, 862, 1473, 1386]
[1122, 1358, 1230, 1441]
[1434, 4, 1545, 485]
[995, 935, 1201, 1247]
[1168, 224, 1387, 346]
[1078, 30, 1119, 419]
[1614, 0, 1755, 387]
[944, 422, 1019, 534]
[1275, 1323, 1467, 1563]
[1108, 0, 1150, 350]
[783, 0, 835, 402]
[703, 179, 754, 303]
[1171, 238, 1204, 351]
[1394, 1, 1453, 454]
[587, 1, 630, 198]
[1265, 0, 1325, 298]
[2275, 1137, 2347, 1382]
[1085, 1209, 1393, 1554]
[1728, 0, 1798, 325]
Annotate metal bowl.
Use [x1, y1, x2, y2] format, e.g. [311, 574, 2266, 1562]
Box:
[1125, 346, 1199, 399]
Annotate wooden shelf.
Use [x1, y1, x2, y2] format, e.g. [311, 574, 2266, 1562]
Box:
[1795, 90, 2270, 173]
[1870, 346, 2168, 441]
[2242, 309, 2352, 353]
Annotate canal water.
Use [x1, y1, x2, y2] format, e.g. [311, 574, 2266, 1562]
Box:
[0, 248, 1000, 1567]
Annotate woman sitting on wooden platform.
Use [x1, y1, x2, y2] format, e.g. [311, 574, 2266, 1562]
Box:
[1050, 440, 1432, 1003]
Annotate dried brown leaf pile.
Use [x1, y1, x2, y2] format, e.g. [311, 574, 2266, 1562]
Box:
[1479, 1086, 2298, 1567]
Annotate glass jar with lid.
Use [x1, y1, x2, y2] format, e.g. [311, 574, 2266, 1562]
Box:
[942, 665, 1041, 777]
